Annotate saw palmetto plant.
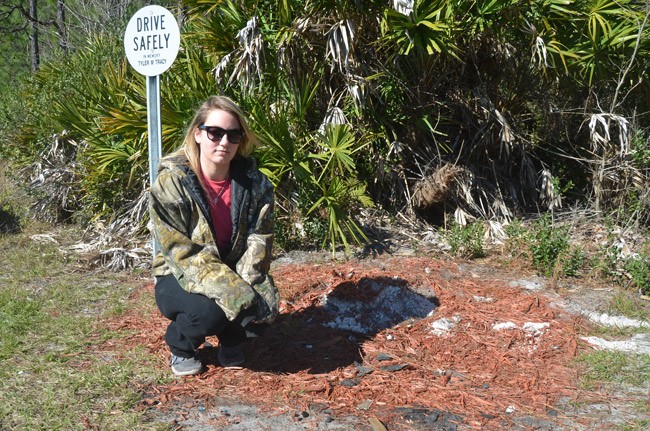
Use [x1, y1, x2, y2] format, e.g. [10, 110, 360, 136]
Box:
[2, 0, 648, 263]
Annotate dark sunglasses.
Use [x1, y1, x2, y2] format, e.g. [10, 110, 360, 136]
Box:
[198, 125, 245, 144]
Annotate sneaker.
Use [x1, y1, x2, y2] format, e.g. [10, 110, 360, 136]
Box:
[218, 345, 245, 368]
[170, 354, 203, 376]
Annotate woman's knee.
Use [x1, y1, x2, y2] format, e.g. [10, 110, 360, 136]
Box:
[187, 298, 228, 334]
[154, 275, 183, 318]
[155, 274, 229, 335]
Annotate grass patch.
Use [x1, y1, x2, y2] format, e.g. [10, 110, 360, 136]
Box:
[621, 419, 650, 431]
[607, 291, 650, 323]
[587, 291, 650, 338]
[590, 324, 649, 339]
[0, 223, 171, 430]
[576, 350, 650, 390]
[0, 290, 45, 360]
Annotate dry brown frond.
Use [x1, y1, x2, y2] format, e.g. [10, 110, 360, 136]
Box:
[214, 17, 264, 90]
[392, 0, 413, 15]
[589, 113, 630, 155]
[25, 133, 81, 223]
[540, 168, 562, 211]
[64, 188, 151, 270]
[318, 107, 347, 134]
[411, 163, 464, 209]
[326, 20, 356, 74]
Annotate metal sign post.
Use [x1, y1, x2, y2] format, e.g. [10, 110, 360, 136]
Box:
[124, 5, 180, 257]
[146, 75, 162, 193]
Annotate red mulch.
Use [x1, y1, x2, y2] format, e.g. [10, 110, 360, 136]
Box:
[95, 256, 599, 430]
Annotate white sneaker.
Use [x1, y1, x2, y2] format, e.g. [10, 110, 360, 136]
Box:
[170, 354, 203, 376]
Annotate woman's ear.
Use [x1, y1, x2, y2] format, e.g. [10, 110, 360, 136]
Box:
[194, 127, 202, 143]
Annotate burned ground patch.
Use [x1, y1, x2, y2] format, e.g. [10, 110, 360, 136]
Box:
[96, 256, 634, 430]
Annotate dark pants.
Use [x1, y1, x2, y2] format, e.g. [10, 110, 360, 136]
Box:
[154, 274, 247, 358]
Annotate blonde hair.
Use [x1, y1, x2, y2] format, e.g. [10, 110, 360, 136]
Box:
[169, 95, 258, 178]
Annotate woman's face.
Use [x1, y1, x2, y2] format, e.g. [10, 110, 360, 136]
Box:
[195, 109, 241, 173]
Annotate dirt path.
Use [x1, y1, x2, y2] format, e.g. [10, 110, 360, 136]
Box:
[105, 254, 649, 431]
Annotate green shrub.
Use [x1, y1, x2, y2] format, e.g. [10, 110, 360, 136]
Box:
[504, 219, 532, 259]
[0, 166, 28, 234]
[274, 212, 328, 251]
[529, 216, 571, 276]
[562, 246, 586, 277]
[624, 257, 650, 296]
[445, 222, 485, 259]
[505, 217, 584, 277]
[0, 203, 20, 235]
[630, 129, 650, 169]
[3, 0, 649, 255]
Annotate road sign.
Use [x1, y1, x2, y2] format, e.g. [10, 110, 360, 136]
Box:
[124, 5, 181, 256]
[124, 5, 180, 77]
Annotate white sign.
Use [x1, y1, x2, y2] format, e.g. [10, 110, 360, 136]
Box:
[124, 5, 180, 76]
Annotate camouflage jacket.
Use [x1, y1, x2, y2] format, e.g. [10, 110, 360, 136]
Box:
[149, 154, 278, 322]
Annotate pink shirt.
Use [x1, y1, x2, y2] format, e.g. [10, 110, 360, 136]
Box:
[202, 175, 233, 256]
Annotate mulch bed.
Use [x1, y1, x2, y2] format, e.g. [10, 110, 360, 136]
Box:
[97, 256, 600, 430]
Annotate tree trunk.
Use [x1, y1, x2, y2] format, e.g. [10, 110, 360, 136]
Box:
[29, 0, 39, 71]
[57, 0, 68, 52]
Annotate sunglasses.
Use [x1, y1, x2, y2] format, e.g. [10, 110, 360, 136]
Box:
[198, 125, 245, 144]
